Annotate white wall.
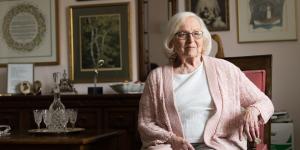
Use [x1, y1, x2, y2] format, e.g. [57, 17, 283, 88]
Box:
[0, 0, 139, 94]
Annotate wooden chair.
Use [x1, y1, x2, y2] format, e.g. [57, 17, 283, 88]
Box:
[212, 34, 272, 150]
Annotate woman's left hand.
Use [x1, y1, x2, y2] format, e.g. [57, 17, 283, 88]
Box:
[239, 107, 261, 142]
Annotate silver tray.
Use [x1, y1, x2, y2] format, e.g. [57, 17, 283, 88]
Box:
[28, 128, 85, 134]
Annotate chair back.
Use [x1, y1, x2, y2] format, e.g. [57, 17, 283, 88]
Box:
[212, 34, 272, 150]
[224, 55, 272, 150]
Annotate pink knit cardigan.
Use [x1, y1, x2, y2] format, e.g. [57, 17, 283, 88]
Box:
[138, 56, 274, 150]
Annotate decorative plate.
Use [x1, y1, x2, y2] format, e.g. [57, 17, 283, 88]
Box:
[19, 81, 31, 95]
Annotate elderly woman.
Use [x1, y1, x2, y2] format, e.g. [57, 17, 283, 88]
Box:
[138, 12, 274, 150]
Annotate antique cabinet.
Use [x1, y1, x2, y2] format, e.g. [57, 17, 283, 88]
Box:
[0, 94, 141, 150]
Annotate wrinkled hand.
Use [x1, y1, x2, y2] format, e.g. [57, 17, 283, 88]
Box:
[239, 107, 261, 142]
[169, 135, 194, 150]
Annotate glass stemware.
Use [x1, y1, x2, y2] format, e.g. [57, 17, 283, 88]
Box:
[42, 109, 51, 129]
[67, 109, 78, 128]
[33, 109, 43, 129]
[60, 110, 69, 130]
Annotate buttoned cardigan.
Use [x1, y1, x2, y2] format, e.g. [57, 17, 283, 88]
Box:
[138, 56, 274, 150]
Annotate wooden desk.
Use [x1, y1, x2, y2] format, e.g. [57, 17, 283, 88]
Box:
[0, 129, 126, 150]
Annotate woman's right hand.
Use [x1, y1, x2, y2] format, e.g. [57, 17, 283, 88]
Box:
[169, 135, 194, 150]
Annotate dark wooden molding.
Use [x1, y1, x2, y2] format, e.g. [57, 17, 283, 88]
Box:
[137, 0, 178, 81]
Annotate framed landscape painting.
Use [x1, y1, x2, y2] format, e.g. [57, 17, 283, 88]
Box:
[237, 0, 297, 42]
[186, 0, 229, 31]
[69, 3, 132, 83]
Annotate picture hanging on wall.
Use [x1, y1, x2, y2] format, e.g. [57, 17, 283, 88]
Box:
[186, 0, 230, 31]
[0, 0, 59, 66]
[69, 3, 132, 83]
[237, 0, 297, 42]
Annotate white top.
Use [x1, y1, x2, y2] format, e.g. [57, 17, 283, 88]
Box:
[173, 63, 215, 143]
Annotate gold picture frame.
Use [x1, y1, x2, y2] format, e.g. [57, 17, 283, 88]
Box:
[69, 3, 132, 83]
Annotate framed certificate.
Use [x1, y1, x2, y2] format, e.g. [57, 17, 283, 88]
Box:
[0, 0, 59, 66]
[7, 64, 34, 94]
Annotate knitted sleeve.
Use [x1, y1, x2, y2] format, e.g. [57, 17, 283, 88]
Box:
[137, 69, 174, 148]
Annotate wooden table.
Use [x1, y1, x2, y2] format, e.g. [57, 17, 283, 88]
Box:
[0, 129, 126, 150]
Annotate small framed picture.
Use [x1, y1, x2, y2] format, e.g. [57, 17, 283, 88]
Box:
[237, 0, 297, 42]
[7, 64, 34, 94]
[186, 0, 230, 31]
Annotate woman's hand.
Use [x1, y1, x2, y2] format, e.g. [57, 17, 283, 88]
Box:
[239, 107, 261, 142]
[169, 134, 194, 150]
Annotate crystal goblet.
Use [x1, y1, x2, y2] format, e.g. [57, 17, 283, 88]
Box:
[67, 109, 78, 128]
[33, 109, 43, 129]
[60, 110, 69, 130]
[42, 109, 51, 129]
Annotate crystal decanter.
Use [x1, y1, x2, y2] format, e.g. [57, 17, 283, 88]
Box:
[48, 72, 65, 131]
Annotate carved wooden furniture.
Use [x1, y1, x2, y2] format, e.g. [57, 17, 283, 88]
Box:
[0, 94, 141, 150]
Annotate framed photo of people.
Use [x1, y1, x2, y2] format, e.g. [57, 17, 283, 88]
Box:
[237, 0, 297, 42]
[0, 0, 59, 66]
[68, 3, 132, 83]
[186, 0, 229, 31]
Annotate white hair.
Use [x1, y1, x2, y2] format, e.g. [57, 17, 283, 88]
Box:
[162, 12, 212, 61]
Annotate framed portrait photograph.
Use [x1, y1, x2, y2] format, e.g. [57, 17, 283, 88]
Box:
[186, 0, 230, 31]
[0, 0, 59, 66]
[237, 0, 297, 43]
[69, 3, 132, 83]
[7, 63, 34, 94]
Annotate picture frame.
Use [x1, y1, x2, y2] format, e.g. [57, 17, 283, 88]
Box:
[168, 0, 177, 19]
[237, 0, 297, 43]
[0, 0, 59, 66]
[7, 63, 34, 94]
[69, 3, 132, 83]
[185, 0, 229, 31]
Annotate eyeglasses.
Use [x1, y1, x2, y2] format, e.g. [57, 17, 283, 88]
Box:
[175, 31, 203, 40]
